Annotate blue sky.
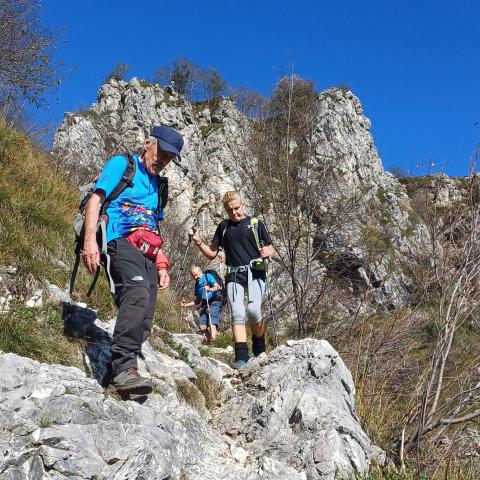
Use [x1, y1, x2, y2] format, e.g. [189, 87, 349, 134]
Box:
[35, 0, 479, 176]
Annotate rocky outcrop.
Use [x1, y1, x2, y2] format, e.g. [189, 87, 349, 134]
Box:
[214, 339, 385, 479]
[310, 89, 430, 308]
[53, 78, 247, 232]
[52, 78, 430, 311]
[0, 300, 384, 479]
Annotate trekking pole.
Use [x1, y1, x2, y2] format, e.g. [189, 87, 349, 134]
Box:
[203, 285, 213, 342]
[260, 241, 279, 348]
[162, 221, 197, 330]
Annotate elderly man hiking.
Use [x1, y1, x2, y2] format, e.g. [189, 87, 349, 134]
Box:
[191, 191, 275, 369]
[82, 125, 183, 395]
[181, 265, 222, 345]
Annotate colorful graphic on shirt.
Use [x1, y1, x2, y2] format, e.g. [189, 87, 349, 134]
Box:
[116, 201, 158, 237]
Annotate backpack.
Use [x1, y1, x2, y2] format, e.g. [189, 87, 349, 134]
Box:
[204, 269, 227, 306]
[69, 154, 169, 296]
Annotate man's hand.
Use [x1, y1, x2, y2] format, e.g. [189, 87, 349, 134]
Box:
[82, 191, 104, 274]
[158, 268, 170, 290]
[259, 244, 275, 259]
[82, 241, 101, 274]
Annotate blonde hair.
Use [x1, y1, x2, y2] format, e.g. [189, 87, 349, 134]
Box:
[223, 191, 243, 205]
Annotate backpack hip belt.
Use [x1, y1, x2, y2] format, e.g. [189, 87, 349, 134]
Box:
[226, 258, 266, 302]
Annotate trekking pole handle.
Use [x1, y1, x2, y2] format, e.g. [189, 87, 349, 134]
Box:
[259, 240, 270, 266]
[188, 219, 198, 243]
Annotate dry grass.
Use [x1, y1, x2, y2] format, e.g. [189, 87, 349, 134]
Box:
[0, 117, 116, 318]
[175, 378, 205, 412]
[0, 303, 84, 367]
[194, 370, 222, 410]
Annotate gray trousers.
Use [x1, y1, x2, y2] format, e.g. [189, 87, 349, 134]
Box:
[227, 279, 265, 325]
[106, 238, 157, 376]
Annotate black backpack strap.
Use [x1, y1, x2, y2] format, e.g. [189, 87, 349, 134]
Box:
[100, 153, 136, 216]
[157, 176, 168, 212]
[69, 253, 81, 295]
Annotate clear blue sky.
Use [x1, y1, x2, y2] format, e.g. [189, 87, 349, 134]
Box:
[35, 0, 479, 176]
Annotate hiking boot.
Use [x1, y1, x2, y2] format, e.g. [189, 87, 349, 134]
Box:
[231, 359, 248, 370]
[112, 368, 153, 395]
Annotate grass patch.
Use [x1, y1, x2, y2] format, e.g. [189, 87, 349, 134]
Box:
[0, 117, 119, 318]
[199, 346, 232, 364]
[200, 123, 222, 137]
[38, 416, 55, 428]
[0, 303, 84, 368]
[194, 370, 221, 410]
[75, 109, 98, 121]
[363, 466, 422, 480]
[175, 378, 205, 411]
[211, 332, 234, 349]
[152, 385, 163, 395]
[362, 225, 390, 255]
[0, 120, 77, 287]
[150, 324, 190, 363]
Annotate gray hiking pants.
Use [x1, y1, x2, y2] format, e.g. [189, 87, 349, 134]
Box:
[227, 279, 265, 325]
[105, 238, 157, 376]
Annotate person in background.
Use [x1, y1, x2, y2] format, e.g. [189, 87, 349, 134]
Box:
[181, 265, 222, 345]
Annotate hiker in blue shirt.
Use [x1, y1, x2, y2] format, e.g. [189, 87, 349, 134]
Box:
[181, 265, 222, 345]
[82, 125, 183, 396]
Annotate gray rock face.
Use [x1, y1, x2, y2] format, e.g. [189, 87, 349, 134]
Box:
[0, 303, 383, 479]
[214, 339, 385, 479]
[0, 352, 252, 480]
[310, 89, 429, 308]
[53, 79, 430, 310]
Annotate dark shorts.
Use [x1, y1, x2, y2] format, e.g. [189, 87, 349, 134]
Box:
[198, 300, 222, 327]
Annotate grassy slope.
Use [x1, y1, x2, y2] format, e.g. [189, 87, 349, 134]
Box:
[0, 119, 117, 364]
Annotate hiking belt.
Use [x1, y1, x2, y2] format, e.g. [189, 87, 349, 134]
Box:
[226, 258, 266, 301]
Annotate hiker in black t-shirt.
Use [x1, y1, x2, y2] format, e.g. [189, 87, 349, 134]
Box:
[191, 191, 275, 369]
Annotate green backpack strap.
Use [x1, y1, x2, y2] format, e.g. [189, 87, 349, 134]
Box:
[250, 217, 261, 251]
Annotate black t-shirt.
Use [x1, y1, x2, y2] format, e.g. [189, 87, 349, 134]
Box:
[212, 216, 272, 286]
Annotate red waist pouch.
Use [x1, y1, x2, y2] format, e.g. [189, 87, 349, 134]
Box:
[126, 230, 169, 269]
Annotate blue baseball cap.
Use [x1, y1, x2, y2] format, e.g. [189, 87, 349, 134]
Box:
[150, 125, 184, 157]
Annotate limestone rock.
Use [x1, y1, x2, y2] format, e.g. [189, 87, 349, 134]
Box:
[0, 304, 384, 479]
[53, 79, 430, 311]
[214, 339, 385, 479]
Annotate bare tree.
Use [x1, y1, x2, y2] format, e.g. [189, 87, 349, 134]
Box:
[153, 58, 228, 101]
[230, 86, 269, 119]
[239, 75, 367, 337]
[0, 0, 65, 107]
[202, 67, 227, 100]
[398, 176, 480, 452]
[104, 63, 130, 83]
